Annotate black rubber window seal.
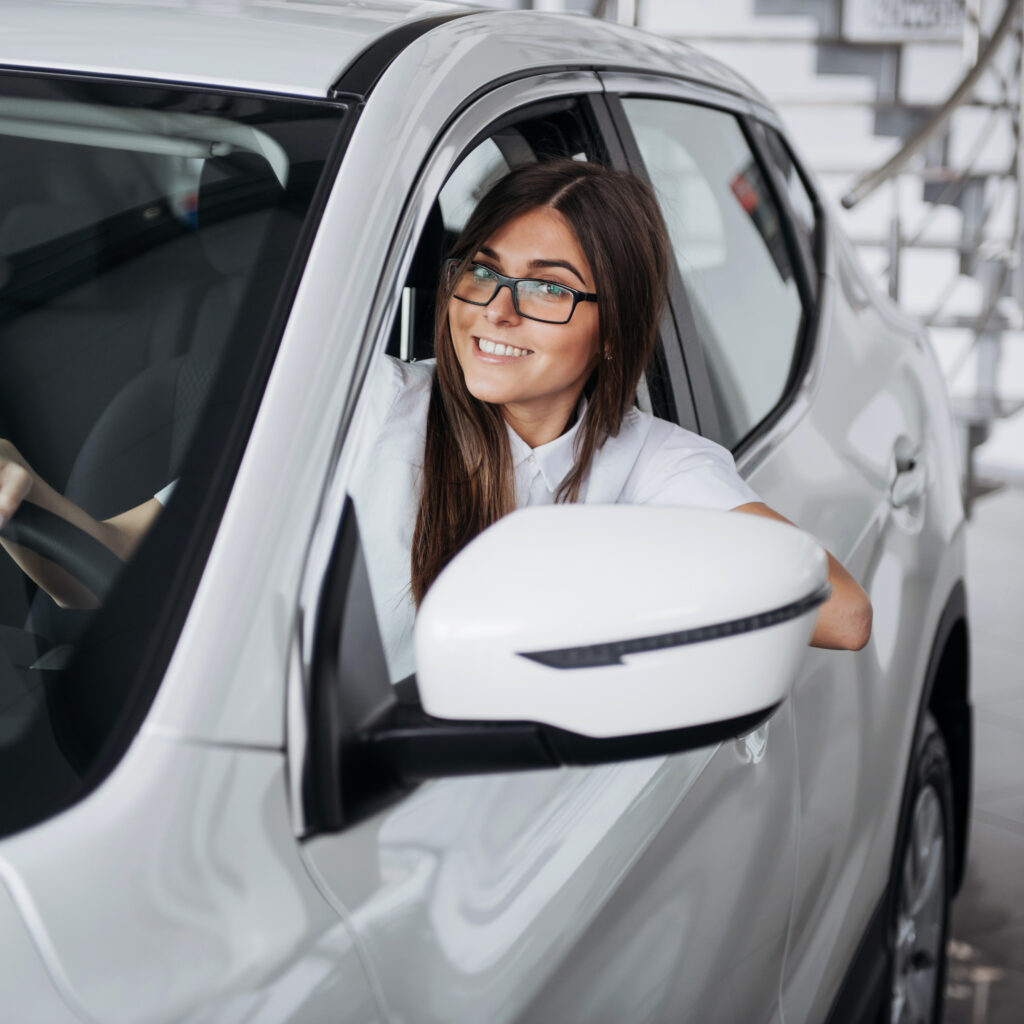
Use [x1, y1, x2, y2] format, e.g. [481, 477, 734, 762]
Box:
[330, 11, 477, 99]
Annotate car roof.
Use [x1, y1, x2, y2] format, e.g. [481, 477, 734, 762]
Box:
[0, 0, 764, 104]
[0, 0, 467, 97]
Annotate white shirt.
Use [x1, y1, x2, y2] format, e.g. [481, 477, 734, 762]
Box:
[349, 357, 760, 682]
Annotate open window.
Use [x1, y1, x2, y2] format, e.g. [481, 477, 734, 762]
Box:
[384, 100, 618, 364]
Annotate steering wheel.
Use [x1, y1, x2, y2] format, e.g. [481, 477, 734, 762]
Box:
[0, 503, 122, 603]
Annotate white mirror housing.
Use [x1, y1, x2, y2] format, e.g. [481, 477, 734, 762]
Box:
[415, 506, 829, 739]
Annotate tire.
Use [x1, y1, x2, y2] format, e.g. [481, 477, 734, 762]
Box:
[884, 712, 955, 1024]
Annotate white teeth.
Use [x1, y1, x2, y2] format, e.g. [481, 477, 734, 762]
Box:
[478, 338, 529, 358]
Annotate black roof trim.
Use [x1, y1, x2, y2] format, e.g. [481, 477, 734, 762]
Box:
[330, 11, 477, 99]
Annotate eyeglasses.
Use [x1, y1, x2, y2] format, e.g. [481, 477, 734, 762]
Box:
[446, 259, 598, 325]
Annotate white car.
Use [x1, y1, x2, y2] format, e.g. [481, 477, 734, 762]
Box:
[0, 2, 971, 1022]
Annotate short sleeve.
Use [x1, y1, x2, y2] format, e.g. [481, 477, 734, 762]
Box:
[631, 417, 760, 510]
[154, 480, 178, 506]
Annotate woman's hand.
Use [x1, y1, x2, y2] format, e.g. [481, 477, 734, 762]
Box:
[734, 502, 873, 651]
[0, 440, 35, 531]
[0, 439, 161, 608]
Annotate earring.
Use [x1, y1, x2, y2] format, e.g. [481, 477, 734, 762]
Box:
[604, 352, 612, 362]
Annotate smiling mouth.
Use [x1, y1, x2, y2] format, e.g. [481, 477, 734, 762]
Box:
[475, 337, 533, 358]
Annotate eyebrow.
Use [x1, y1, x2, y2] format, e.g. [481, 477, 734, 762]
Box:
[477, 246, 588, 287]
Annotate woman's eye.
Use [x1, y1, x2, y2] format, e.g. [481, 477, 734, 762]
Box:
[471, 266, 497, 282]
[539, 282, 568, 298]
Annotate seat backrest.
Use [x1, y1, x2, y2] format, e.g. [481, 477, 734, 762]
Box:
[28, 155, 284, 642]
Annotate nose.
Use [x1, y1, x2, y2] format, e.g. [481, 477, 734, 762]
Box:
[484, 282, 520, 323]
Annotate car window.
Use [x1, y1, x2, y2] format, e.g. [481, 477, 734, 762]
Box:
[0, 73, 346, 838]
[620, 98, 806, 451]
[438, 137, 512, 234]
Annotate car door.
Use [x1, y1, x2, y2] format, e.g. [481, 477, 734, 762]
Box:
[292, 72, 800, 1024]
[608, 75, 940, 1019]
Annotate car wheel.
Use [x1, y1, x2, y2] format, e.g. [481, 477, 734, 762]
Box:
[886, 712, 955, 1024]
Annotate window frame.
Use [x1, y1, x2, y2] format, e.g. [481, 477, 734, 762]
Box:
[601, 74, 826, 458]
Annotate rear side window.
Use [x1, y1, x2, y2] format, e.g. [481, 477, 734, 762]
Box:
[621, 98, 806, 451]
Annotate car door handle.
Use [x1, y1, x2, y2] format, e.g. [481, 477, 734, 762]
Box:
[891, 437, 926, 508]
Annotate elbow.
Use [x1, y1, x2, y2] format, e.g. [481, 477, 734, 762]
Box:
[847, 595, 873, 651]
[811, 588, 873, 651]
[837, 589, 872, 651]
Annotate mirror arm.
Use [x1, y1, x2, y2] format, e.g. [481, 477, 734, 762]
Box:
[356, 682, 780, 785]
[332, 676, 779, 828]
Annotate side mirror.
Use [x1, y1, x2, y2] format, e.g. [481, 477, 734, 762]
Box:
[415, 506, 828, 738]
[304, 503, 829, 834]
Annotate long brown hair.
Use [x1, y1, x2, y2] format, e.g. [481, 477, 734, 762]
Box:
[411, 159, 669, 605]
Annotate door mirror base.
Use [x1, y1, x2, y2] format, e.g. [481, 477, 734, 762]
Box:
[340, 676, 779, 829]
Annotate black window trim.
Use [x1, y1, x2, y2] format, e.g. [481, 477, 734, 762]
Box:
[586, 92, 691, 431]
[602, 90, 722, 442]
[733, 112, 827, 461]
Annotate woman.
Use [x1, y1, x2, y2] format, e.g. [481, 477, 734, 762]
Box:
[0, 159, 871, 669]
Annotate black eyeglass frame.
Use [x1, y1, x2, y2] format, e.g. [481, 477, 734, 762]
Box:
[445, 259, 598, 325]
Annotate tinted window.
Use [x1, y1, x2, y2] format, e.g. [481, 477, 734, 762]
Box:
[621, 98, 805, 450]
[0, 73, 346, 837]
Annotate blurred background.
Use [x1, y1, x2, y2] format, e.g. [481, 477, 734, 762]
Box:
[479, 3, 1024, 1020]
[480, 0, 1024, 499]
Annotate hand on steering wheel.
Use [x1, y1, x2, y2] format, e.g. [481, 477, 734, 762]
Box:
[0, 503, 122, 604]
[1, 442, 122, 603]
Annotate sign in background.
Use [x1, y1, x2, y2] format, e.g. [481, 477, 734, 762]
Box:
[842, 0, 966, 42]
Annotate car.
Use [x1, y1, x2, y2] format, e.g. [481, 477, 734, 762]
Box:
[0, 2, 971, 1022]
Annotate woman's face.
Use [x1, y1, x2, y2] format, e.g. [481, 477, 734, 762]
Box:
[448, 206, 601, 443]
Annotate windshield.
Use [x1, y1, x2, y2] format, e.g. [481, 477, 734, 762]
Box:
[0, 72, 347, 837]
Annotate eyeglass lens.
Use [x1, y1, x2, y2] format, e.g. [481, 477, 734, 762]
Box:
[452, 264, 575, 323]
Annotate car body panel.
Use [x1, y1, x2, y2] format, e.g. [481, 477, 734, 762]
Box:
[304, 706, 795, 1024]
[0, 880, 85, 1024]
[736, 210, 966, 1019]
[0, 737, 381, 1022]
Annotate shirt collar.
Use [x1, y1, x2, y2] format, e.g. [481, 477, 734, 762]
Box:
[507, 397, 587, 495]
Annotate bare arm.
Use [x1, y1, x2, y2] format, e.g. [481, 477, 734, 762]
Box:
[734, 501, 873, 651]
[0, 439, 161, 609]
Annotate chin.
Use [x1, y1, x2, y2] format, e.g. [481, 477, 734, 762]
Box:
[462, 375, 518, 407]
